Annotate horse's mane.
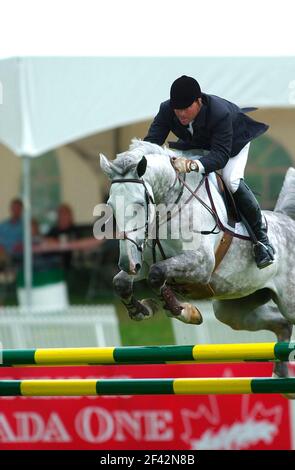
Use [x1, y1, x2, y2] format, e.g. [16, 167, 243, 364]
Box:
[113, 139, 175, 175]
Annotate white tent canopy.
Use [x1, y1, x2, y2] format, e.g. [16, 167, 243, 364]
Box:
[1, 57, 295, 157]
[0, 56, 294, 307]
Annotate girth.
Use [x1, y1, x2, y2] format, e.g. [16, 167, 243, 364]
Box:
[167, 231, 233, 299]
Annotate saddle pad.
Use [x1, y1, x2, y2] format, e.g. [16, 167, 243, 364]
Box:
[207, 173, 251, 239]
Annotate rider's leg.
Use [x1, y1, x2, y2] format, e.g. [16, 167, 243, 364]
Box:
[222, 143, 275, 269]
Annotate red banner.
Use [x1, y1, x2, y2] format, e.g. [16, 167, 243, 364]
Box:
[0, 363, 292, 450]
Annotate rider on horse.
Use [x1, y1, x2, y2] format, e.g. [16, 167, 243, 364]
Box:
[144, 75, 275, 269]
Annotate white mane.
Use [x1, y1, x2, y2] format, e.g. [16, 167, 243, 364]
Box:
[113, 139, 176, 175]
[128, 139, 176, 158]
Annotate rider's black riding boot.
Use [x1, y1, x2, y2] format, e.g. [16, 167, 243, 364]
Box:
[232, 179, 275, 269]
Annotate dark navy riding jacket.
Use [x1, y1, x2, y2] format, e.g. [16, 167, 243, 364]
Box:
[144, 93, 269, 173]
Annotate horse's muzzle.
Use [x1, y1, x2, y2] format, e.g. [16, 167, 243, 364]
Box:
[119, 238, 143, 275]
[119, 258, 141, 275]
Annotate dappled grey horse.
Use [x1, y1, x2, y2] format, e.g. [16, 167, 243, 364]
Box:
[100, 140, 295, 380]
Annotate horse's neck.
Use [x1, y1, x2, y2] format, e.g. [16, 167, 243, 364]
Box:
[144, 156, 176, 203]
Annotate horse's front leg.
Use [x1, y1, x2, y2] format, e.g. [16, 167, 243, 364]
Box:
[113, 270, 158, 321]
[148, 250, 214, 324]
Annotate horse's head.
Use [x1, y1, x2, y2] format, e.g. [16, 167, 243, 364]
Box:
[100, 146, 156, 275]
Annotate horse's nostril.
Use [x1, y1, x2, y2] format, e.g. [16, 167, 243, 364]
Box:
[135, 263, 141, 272]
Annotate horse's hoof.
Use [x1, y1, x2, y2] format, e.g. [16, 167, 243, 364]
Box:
[180, 303, 203, 325]
[128, 301, 154, 322]
[129, 310, 149, 321]
[141, 298, 158, 317]
[129, 312, 149, 321]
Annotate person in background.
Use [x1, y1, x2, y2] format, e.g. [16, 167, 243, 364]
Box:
[0, 198, 23, 256]
[46, 204, 78, 270]
[15, 218, 57, 273]
[0, 199, 23, 296]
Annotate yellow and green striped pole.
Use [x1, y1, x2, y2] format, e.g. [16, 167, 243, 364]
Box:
[0, 377, 295, 396]
[0, 342, 295, 366]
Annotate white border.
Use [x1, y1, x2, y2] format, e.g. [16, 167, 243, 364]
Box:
[0, 0, 295, 57]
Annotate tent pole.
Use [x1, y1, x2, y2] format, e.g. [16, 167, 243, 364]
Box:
[22, 155, 32, 308]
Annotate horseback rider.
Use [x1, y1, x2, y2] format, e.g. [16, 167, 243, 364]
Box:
[144, 75, 275, 269]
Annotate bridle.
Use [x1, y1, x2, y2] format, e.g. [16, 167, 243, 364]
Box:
[110, 178, 155, 254]
[111, 162, 221, 263]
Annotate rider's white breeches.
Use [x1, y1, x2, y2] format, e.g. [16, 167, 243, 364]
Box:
[222, 142, 250, 193]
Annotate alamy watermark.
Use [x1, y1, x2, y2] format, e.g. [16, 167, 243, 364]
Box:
[93, 198, 204, 245]
[288, 80, 295, 105]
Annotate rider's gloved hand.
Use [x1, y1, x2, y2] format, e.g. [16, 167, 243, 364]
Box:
[171, 157, 199, 173]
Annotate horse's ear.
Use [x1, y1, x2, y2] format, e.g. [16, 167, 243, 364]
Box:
[99, 153, 115, 178]
[137, 156, 147, 177]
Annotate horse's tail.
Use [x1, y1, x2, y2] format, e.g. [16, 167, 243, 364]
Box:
[274, 167, 295, 220]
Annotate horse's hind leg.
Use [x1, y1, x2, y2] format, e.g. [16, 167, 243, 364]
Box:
[147, 251, 214, 324]
[113, 270, 158, 321]
[213, 288, 293, 378]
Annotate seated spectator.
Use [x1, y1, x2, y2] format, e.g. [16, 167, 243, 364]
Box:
[14, 218, 61, 274]
[16, 218, 70, 310]
[31, 218, 58, 272]
[0, 198, 23, 256]
[46, 204, 78, 271]
[47, 204, 77, 239]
